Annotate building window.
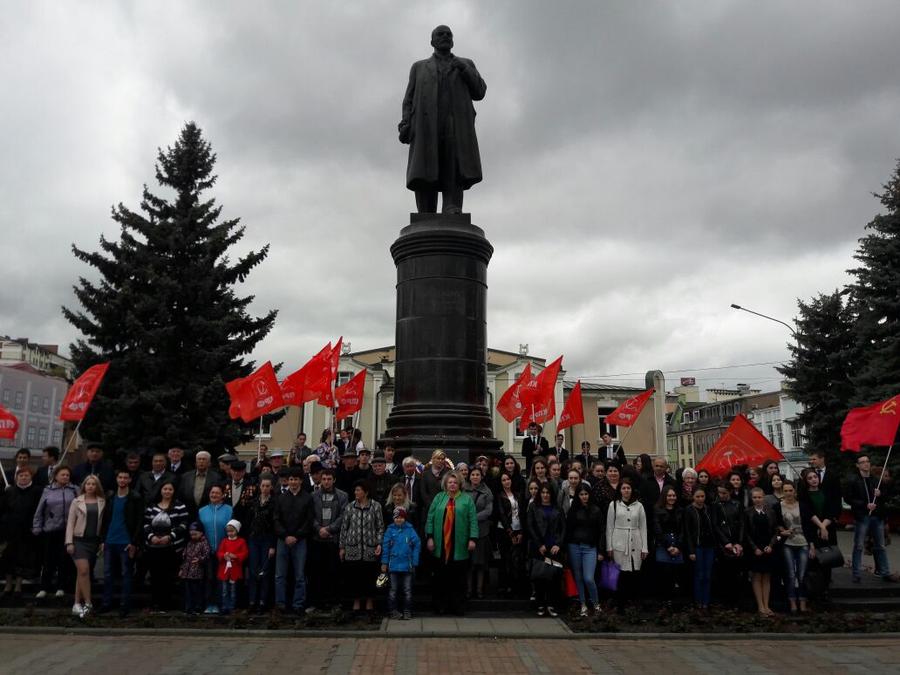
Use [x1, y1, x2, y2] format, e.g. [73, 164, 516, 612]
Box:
[683, 413, 691, 424]
[692, 410, 700, 422]
[766, 423, 775, 445]
[38, 427, 48, 445]
[14, 391, 23, 408]
[1, 389, 8, 404]
[598, 408, 618, 439]
[337, 371, 353, 387]
[31, 394, 39, 412]
[790, 423, 803, 449]
[775, 420, 784, 449]
[26, 426, 36, 446]
[42, 397, 50, 414]
[52, 429, 62, 444]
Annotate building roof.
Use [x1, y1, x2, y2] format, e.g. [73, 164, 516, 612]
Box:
[563, 380, 644, 393]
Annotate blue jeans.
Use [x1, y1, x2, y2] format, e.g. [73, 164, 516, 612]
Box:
[567, 543, 599, 606]
[853, 515, 890, 577]
[102, 543, 133, 611]
[388, 572, 413, 613]
[783, 545, 808, 601]
[692, 547, 715, 606]
[275, 538, 308, 610]
[221, 581, 237, 613]
[247, 536, 275, 607]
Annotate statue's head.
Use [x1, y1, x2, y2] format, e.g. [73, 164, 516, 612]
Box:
[431, 25, 453, 52]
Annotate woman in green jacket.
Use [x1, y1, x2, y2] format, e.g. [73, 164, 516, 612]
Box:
[424, 470, 478, 615]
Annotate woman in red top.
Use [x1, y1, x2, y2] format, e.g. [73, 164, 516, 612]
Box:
[217, 519, 248, 615]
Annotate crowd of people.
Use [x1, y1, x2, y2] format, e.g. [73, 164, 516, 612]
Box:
[0, 422, 895, 621]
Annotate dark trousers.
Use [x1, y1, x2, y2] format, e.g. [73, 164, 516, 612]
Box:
[307, 540, 340, 608]
[497, 531, 525, 592]
[146, 547, 178, 610]
[714, 554, 747, 608]
[102, 543, 134, 611]
[433, 557, 469, 615]
[184, 579, 204, 613]
[41, 530, 73, 592]
[247, 536, 275, 607]
[615, 570, 641, 611]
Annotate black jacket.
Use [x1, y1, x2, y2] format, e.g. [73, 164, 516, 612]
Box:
[817, 467, 844, 521]
[682, 505, 717, 556]
[495, 488, 527, 533]
[136, 470, 180, 505]
[712, 499, 745, 547]
[845, 472, 887, 520]
[653, 505, 684, 550]
[273, 489, 314, 540]
[522, 435, 550, 462]
[565, 502, 605, 549]
[101, 490, 144, 546]
[526, 501, 566, 556]
[744, 505, 780, 552]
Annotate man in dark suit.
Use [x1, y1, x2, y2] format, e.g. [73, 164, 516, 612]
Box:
[641, 456, 676, 511]
[177, 450, 221, 517]
[33, 446, 60, 488]
[136, 452, 179, 505]
[599, 432, 627, 469]
[166, 443, 192, 476]
[809, 449, 843, 521]
[521, 422, 549, 476]
[71, 444, 116, 492]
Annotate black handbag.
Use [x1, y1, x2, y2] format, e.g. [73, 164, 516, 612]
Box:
[530, 557, 561, 582]
[815, 545, 845, 569]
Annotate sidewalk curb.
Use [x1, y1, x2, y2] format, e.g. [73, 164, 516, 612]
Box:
[0, 625, 898, 640]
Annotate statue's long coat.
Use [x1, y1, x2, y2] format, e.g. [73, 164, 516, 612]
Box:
[401, 55, 486, 191]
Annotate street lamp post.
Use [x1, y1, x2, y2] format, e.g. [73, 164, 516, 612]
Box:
[730, 304, 797, 336]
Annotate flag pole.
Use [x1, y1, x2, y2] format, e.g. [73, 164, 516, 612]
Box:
[0, 457, 9, 489]
[875, 444, 894, 494]
[57, 419, 83, 467]
[257, 415, 264, 465]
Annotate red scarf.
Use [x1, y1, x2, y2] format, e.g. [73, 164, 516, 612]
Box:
[443, 497, 455, 562]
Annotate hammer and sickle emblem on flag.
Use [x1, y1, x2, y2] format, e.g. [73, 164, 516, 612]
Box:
[254, 377, 269, 396]
[74, 375, 96, 401]
[881, 398, 898, 416]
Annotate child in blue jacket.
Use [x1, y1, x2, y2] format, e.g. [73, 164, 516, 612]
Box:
[380, 507, 421, 619]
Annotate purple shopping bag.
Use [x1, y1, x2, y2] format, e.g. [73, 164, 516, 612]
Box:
[599, 560, 620, 592]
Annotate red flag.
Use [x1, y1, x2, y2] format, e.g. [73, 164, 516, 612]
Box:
[604, 388, 655, 428]
[557, 381, 585, 431]
[496, 364, 534, 422]
[225, 361, 285, 423]
[317, 337, 343, 407]
[696, 414, 785, 478]
[335, 370, 366, 420]
[59, 362, 110, 421]
[520, 356, 563, 427]
[0, 405, 19, 440]
[841, 394, 900, 452]
[280, 344, 332, 407]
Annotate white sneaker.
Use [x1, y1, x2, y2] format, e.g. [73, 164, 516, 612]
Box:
[35, 590, 47, 600]
[55, 590, 65, 599]
[547, 606, 559, 618]
[594, 603, 602, 614]
[80, 603, 92, 618]
[579, 604, 588, 617]
[72, 603, 83, 616]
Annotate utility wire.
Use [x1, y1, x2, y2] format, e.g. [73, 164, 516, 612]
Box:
[576, 360, 783, 380]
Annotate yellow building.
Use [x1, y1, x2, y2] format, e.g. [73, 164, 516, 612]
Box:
[237, 347, 671, 465]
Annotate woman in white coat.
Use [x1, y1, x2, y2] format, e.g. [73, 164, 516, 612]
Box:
[605, 478, 647, 612]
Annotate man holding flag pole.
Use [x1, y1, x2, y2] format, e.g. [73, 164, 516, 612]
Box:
[841, 393, 900, 583]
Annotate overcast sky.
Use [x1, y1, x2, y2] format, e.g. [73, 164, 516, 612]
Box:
[3, 1, 899, 398]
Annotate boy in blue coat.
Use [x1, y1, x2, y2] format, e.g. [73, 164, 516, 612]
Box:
[381, 507, 421, 619]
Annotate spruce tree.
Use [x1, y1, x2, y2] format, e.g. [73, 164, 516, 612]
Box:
[848, 159, 900, 406]
[63, 122, 277, 453]
[777, 291, 856, 463]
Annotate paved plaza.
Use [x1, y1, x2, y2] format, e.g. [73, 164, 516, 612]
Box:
[0, 633, 898, 674]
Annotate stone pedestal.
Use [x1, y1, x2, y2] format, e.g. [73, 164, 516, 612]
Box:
[381, 213, 502, 465]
